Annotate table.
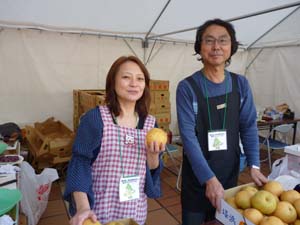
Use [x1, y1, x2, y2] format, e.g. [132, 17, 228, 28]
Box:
[257, 118, 300, 144]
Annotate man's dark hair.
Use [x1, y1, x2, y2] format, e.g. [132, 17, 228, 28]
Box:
[194, 18, 239, 65]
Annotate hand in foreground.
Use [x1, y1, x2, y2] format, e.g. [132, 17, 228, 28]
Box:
[70, 209, 97, 225]
[250, 167, 268, 186]
[146, 141, 165, 169]
[205, 176, 224, 212]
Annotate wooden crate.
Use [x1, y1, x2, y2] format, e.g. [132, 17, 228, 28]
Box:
[73, 89, 106, 131]
[25, 117, 74, 170]
[79, 90, 106, 112]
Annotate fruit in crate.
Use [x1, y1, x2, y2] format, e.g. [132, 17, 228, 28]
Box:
[0, 155, 19, 163]
[146, 128, 167, 146]
[235, 190, 252, 209]
[293, 198, 300, 218]
[225, 196, 238, 209]
[280, 190, 300, 203]
[263, 180, 284, 197]
[259, 216, 284, 225]
[294, 219, 300, 225]
[105, 222, 123, 225]
[243, 208, 263, 225]
[83, 218, 102, 225]
[241, 186, 258, 196]
[251, 190, 277, 214]
[273, 201, 297, 224]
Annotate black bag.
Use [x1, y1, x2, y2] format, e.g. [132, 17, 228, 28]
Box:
[0, 122, 22, 142]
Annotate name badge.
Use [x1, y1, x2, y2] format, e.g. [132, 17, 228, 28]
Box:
[125, 134, 135, 145]
[217, 103, 226, 110]
[119, 175, 140, 202]
[208, 130, 227, 151]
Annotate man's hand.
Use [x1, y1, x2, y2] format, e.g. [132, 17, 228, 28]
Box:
[205, 176, 224, 212]
[250, 167, 268, 186]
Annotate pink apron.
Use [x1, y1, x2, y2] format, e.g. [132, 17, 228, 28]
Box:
[91, 106, 155, 224]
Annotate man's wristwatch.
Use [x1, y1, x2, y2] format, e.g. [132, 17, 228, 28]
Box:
[251, 165, 260, 170]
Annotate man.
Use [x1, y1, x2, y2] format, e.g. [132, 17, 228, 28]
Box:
[176, 19, 268, 225]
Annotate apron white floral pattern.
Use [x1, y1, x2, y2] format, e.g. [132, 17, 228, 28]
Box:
[91, 106, 155, 225]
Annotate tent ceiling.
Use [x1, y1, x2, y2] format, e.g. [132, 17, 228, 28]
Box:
[0, 0, 300, 48]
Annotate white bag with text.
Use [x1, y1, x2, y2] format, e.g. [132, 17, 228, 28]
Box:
[19, 161, 59, 225]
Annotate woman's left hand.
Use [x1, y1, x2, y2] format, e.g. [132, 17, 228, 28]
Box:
[146, 141, 165, 169]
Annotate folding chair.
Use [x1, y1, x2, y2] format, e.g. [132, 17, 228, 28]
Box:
[259, 124, 293, 170]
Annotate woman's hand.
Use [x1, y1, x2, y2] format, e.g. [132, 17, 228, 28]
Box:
[70, 209, 97, 225]
[146, 141, 165, 169]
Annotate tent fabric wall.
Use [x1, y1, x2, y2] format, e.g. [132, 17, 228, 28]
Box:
[246, 46, 300, 129]
[0, 29, 141, 129]
[0, 28, 196, 131]
[0, 28, 248, 134]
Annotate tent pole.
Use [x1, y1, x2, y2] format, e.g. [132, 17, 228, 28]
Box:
[147, 1, 300, 40]
[247, 6, 300, 49]
[144, 0, 172, 47]
[123, 38, 139, 58]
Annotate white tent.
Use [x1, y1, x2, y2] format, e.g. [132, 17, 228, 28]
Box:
[0, 0, 300, 142]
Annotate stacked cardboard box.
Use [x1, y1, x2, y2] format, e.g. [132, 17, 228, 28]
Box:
[73, 80, 171, 132]
[149, 80, 171, 132]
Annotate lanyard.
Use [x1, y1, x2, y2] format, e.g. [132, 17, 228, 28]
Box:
[117, 126, 141, 177]
[202, 72, 228, 131]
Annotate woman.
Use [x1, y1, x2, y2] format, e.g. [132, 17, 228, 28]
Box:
[64, 56, 165, 225]
[176, 19, 268, 225]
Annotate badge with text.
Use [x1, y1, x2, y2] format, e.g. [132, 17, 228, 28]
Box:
[208, 130, 227, 151]
[216, 103, 226, 110]
[124, 134, 135, 145]
[119, 175, 140, 202]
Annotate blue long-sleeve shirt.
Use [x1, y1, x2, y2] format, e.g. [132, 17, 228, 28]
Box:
[64, 107, 163, 215]
[176, 70, 259, 185]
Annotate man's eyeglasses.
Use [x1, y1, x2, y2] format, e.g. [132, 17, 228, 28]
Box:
[202, 37, 231, 46]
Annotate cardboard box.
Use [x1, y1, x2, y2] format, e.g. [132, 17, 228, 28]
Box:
[154, 113, 171, 124]
[215, 183, 257, 225]
[149, 102, 170, 114]
[149, 80, 169, 91]
[151, 90, 170, 103]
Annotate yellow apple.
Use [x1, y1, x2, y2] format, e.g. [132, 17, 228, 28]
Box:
[280, 190, 300, 204]
[106, 222, 123, 225]
[273, 201, 297, 224]
[236, 208, 244, 215]
[293, 219, 300, 225]
[146, 128, 167, 147]
[243, 208, 263, 225]
[225, 196, 238, 209]
[263, 180, 284, 197]
[251, 190, 277, 215]
[241, 186, 258, 197]
[235, 190, 252, 209]
[293, 198, 300, 218]
[260, 216, 284, 225]
[83, 219, 102, 225]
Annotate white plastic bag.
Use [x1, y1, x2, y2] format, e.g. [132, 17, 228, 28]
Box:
[19, 161, 59, 225]
[268, 156, 289, 180]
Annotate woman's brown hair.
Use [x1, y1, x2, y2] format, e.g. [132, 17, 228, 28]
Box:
[105, 55, 150, 118]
